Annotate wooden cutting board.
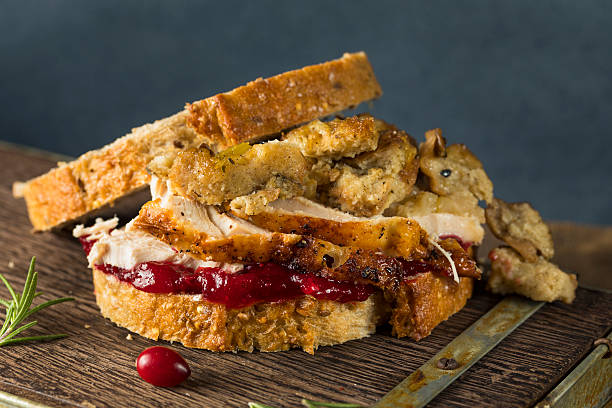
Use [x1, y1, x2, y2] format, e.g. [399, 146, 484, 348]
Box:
[0, 143, 610, 408]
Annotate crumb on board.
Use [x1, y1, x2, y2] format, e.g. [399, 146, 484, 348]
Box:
[7, 261, 14, 268]
[126, 334, 133, 340]
[84, 324, 91, 329]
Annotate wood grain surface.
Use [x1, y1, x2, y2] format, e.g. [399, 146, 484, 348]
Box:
[0, 144, 610, 408]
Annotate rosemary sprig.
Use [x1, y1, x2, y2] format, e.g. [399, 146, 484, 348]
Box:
[248, 399, 363, 408]
[301, 400, 363, 408]
[0, 257, 74, 346]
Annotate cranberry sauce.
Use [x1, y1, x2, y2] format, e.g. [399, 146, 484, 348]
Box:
[78, 235, 96, 256]
[96, 262, 375, 308]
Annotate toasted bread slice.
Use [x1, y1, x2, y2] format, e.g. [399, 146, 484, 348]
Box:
[18, 111, 201, 231]
[186, 52, 382, 149]
[16, 52, 381, 231]
[92, 266, 471, 352]
[92, 268, 389, 353]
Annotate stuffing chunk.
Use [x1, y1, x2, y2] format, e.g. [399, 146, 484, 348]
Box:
[283, 114, 379, 159]
[488, 247, 577, 304]
[486, 198, 554, 262]
[345, 120, 417, 173]
[151, 141, 315, 205]
[419, 128, 493, 203]
[329, 166, 413, 217]
[326, 124, 418, 217]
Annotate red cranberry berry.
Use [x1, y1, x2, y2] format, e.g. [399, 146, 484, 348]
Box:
[136, 346, 191, 387]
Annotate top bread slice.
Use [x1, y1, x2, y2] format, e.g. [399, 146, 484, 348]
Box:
[187, 52, 382, 149]
[15, 52, 382, 231]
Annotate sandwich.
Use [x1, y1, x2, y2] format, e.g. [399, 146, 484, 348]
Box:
[15, 52, 577, 353]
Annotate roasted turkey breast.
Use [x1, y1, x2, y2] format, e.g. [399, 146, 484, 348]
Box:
[129, 192, 479, 339]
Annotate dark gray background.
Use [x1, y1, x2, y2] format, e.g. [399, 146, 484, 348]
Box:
[1, 1, 610, 224]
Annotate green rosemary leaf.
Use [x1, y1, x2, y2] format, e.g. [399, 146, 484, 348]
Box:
[0, 333, 67, 346]
[301, 400, 363, 408]
[0, 272, 18, 305]
[0, 320, 38, 343]
[247, 403, 278, 408]
[14, 264, 37, 322]
[0, 302, 14, 334]
[0, 257, 74, 347]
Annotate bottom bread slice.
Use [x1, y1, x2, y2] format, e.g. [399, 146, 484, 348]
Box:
[93, 268, 389, 353]
[93, 268, 472, 353]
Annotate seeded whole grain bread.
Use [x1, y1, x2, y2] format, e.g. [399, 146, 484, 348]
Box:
[186, 52, 382, 150]
[92, 267, 472, 353]
[16, 112, 202, 231]
[15, 52, 381, 231]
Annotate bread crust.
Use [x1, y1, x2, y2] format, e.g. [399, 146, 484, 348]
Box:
[20, 112, 203, 230]
[186, 52, 382, 149]
[92, 268, 388, 353]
